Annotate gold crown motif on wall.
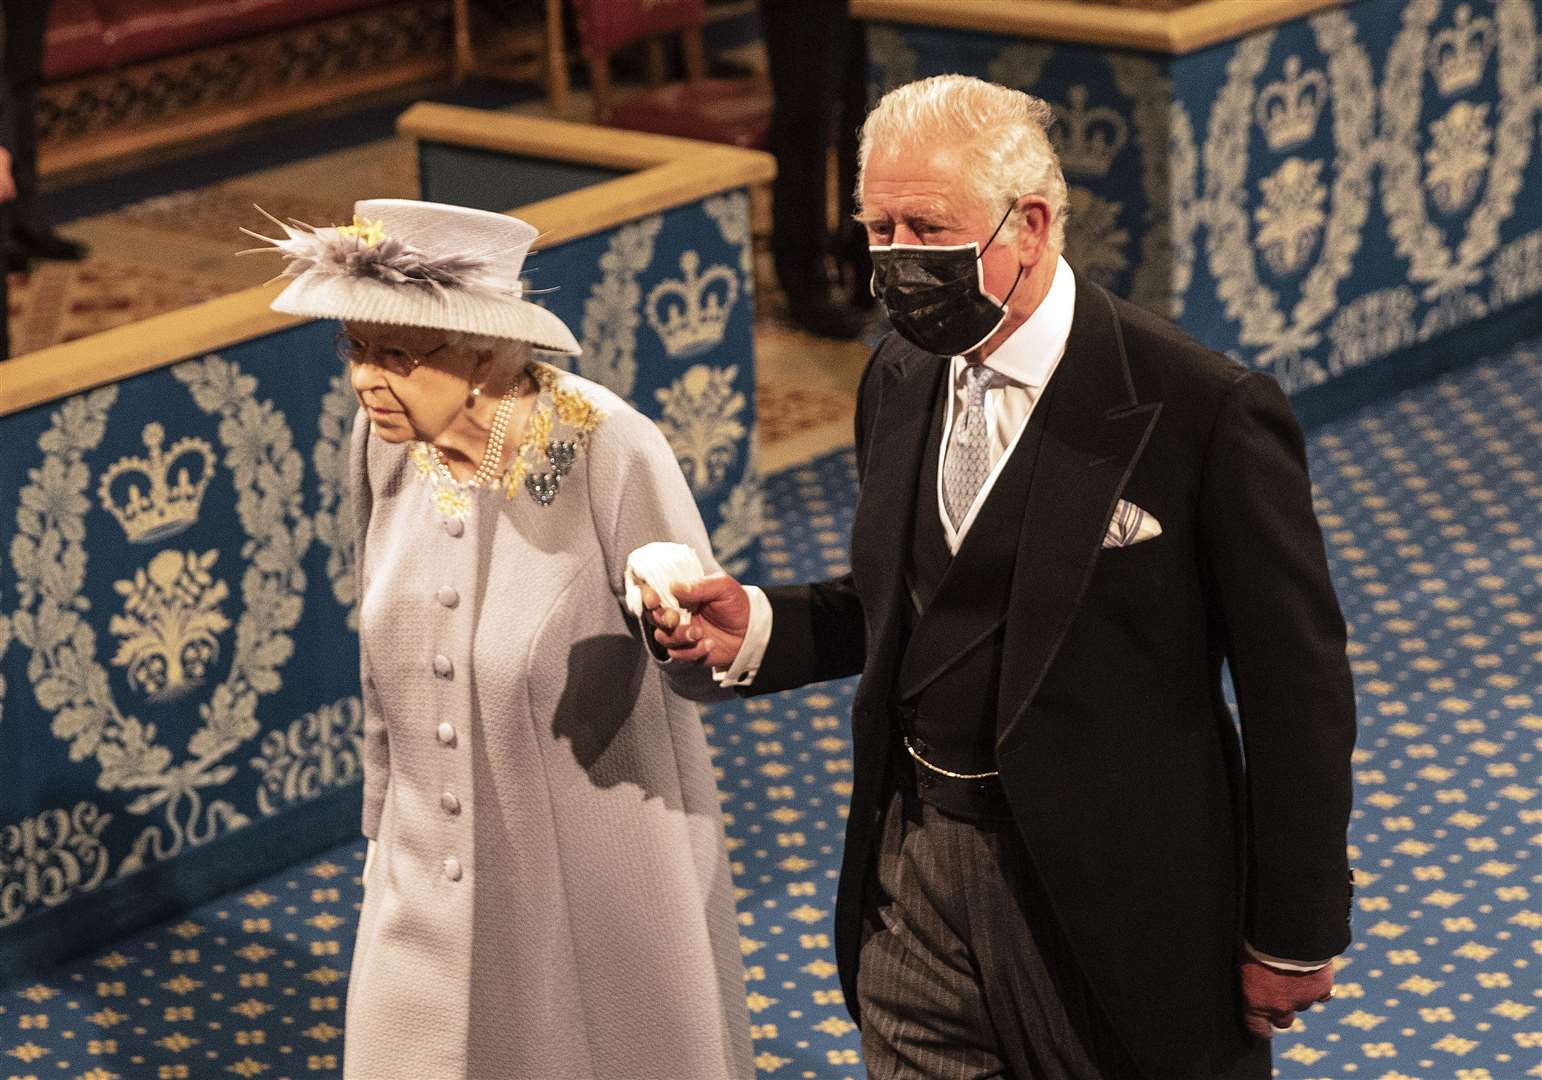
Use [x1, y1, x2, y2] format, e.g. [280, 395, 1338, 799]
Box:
[97, 422, 217, 543]
[1051, 86, 1129, 178]
[1427, 3, 1495, 97]
[1256, 56, 1328, 153]
[646, 251, 739, 358]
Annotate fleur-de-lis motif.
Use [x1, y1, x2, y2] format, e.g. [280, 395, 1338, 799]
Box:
[1062, 187, 1130, 287]
[654, 364, 747, 494]
[108, 549, 231, 701]
[1254, 156, 1328, 275]
[1424, 101, 1492, 215]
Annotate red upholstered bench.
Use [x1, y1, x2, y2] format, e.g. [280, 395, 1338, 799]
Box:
[37, 0, 568, 179]
[41, 0, 113, 83]
[44, 0, 393, 81]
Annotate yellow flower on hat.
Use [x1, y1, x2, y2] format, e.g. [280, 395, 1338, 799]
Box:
[337, 215, 387, 247]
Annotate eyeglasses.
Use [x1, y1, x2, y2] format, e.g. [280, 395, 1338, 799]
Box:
[335, 331, 448, 376]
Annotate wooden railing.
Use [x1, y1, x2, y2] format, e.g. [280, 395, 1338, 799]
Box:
[849, 0, 1345, 54]
[1, 109, 773, 419]
[395, 104, 774, 248]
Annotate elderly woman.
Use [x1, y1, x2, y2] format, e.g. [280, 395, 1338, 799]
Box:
[246, 199, 751, 1079]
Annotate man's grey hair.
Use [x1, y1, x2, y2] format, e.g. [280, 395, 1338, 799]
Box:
[857, 74, 1068, 251]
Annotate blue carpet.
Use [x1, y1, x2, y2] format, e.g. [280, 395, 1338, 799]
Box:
[1, 339, 1539, 1079]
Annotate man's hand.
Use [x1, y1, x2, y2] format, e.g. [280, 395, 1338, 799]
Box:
[641, 575, 750, 668]
[0, 147, 14, 204]
[1240, 959, 1333, 1039]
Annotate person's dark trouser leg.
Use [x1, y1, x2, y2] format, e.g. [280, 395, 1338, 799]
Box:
[760, 0, 845, 303]
[3, 0, 54, 236]
[759, 0, 866, 338]
[858, 786, 1009, 1080]
[858, 781, 1146, 1079]
[835, 16, 871, 306]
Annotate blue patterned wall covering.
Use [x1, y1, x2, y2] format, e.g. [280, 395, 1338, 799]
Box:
[0, 178, 762, 976]
[527, 197, 764, 580]
[0, 321, 365, 972]
[865, 0, 1542, 412]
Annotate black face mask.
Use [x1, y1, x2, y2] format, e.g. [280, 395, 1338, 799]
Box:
[869, 204, 1024, 357]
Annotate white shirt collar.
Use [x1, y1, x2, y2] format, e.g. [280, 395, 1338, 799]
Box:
[959, 254, 1075, 387]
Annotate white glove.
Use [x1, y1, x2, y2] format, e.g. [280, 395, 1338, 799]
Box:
[625, 542, 705, 628]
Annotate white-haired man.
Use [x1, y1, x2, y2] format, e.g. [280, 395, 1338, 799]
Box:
[645, 74, 1355, 1080]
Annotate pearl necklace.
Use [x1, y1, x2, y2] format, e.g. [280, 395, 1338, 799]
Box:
[470, 382, 520, 487]
[430, 377, 523, 488]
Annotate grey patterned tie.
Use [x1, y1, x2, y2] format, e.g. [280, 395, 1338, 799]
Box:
[943, 364, 994, 529]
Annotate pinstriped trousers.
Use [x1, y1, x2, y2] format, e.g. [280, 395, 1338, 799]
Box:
[856, 784, 1145, 1080]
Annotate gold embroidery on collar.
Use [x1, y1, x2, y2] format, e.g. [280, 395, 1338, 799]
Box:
[411, 363, 606, 518]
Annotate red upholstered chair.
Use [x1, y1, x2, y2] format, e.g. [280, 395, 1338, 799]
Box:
[570, 0, 770, 149]
[451, 0, 570, 116]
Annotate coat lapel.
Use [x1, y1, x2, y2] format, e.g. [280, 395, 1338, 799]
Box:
[847, 340, 948, 713]
[995, 276, 1162, 754]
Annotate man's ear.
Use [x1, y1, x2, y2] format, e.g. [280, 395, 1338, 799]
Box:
[1013, 194, 1053, 271]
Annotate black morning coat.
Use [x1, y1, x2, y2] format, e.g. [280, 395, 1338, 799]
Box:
[748, 270, 1357, 1080]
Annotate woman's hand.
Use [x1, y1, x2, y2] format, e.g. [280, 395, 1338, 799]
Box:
[641, 575, 750, 668]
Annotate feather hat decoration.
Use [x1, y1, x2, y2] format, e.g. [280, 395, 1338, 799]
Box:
[239, 198, 581, 354]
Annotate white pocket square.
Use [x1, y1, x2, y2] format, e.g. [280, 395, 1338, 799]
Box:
[1102, 500, 1162, 548]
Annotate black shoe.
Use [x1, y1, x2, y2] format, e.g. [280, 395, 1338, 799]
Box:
[13, 227, 88, 262]
[786, 294, 868, 340]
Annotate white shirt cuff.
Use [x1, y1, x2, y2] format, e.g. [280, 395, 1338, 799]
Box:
[712, 585, 771, 688]
[1245, 942, 1332, 973]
